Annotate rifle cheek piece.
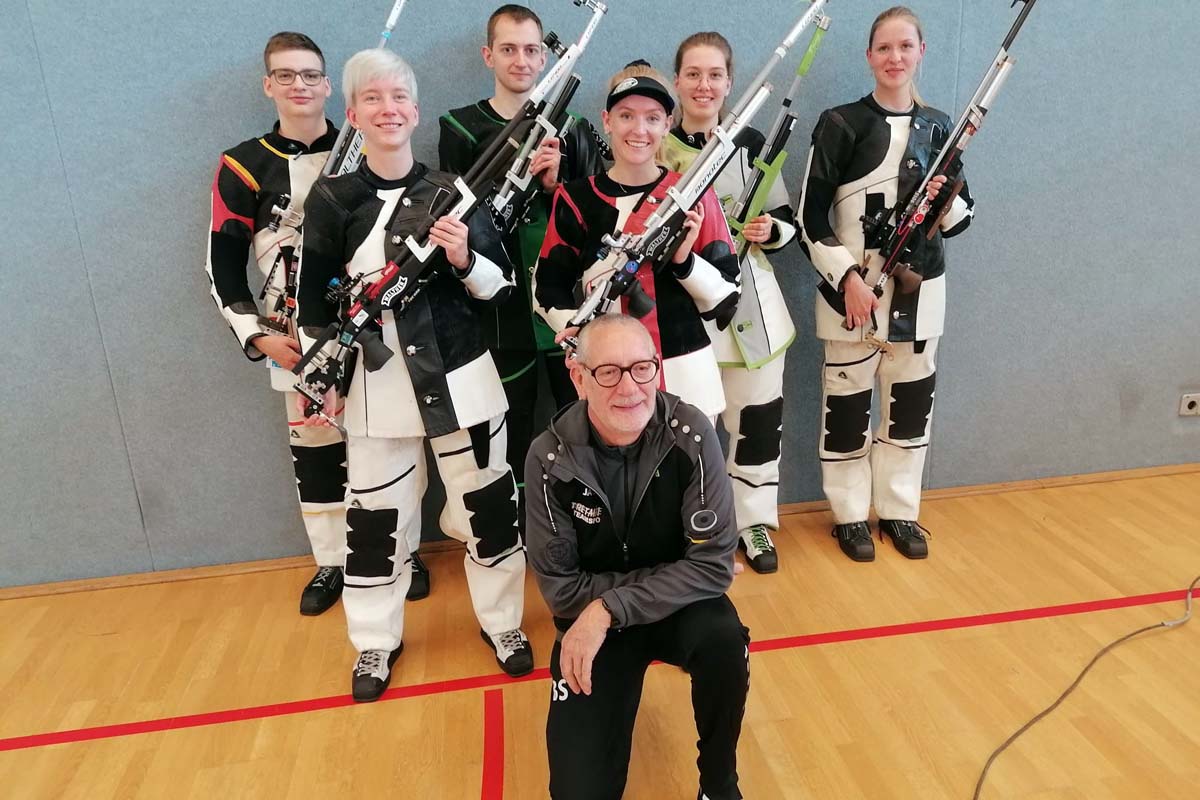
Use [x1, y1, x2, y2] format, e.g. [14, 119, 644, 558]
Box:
[892, 264, 924, 295]
[625, 282, 655, 318]
[359, 329, 394, 372]
[609, 259, 655, 319]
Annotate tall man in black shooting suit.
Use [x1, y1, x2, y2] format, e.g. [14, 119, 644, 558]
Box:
[526, 314, 750, 800]
[439, 4, 605, 502]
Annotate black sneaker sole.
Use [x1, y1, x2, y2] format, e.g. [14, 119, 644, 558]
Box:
[891, 544, 929, 560]
[746, 554, 779, 574]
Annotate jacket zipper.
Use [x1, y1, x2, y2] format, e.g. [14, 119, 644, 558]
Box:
[571, 474, 627, 569]
[622, 446, 675, 567]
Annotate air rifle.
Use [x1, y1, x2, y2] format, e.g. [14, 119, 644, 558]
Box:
[489, 0, 608, 234]
[253, 0, 413, 342]
[728, 11, 830, 261]
[292, 0, 609, 423]
[564, 0, 831, 347]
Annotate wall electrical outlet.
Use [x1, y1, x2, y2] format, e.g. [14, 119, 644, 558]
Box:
[1180, 393, 1200, 416]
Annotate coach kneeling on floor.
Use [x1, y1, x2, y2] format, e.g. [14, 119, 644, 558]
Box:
[525, 313, 750, 800]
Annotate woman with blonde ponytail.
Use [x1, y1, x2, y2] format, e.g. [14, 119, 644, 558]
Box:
[664, 31, 798, 575]
[797, 6, 976, 563]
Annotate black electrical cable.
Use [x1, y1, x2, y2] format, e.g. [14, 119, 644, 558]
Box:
[972, 575, 1199, 800]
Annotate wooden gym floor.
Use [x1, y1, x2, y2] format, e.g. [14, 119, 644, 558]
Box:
[1, 468, 1198, 799]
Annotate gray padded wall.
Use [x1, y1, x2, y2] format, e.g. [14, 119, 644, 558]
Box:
[1, 1, 151, 582]
[1, 0, 1196, 587]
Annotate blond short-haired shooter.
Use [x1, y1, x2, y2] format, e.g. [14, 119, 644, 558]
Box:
[341, 47, 419, 108]
[293, 48, 535, 703]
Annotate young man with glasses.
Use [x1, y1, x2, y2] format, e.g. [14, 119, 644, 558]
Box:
[205, 31, 355, 616]
[525, 314, 750, 800]
[438, 4, 605, 508]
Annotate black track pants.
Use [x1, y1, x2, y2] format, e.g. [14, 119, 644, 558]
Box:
[546, 595, 750, 800]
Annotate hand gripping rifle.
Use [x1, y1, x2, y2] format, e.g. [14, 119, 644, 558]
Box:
[563, 0, 830, 348]
[857, 0, 1038, 332]
[727, 12, 830, 261]
[292, 1, 608, 424]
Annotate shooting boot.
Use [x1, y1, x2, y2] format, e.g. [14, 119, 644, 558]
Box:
[481, 628, 534, 677]
[879, 519, 930, 559]
[738, 525, 779, 573]
[406, 552, 430, 601]
[833, 522, 875, 562]
[351, 644, 404, 703]
[299, 566, 343, 616]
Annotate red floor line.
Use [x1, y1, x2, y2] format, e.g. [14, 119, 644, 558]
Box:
[0, 587, 1191, 753]
[750, 588, 1192, 654]
[481, 690, 505, 800]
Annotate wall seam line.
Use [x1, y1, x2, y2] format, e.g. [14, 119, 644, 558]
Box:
[23, 0, 155, 569]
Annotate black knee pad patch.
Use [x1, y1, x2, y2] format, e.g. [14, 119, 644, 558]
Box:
[733, 397, 784, 467]
[888, 372, 936, 441]
[464, 474, 518, 559]
[290, 442, 347, 504]
[823, 389, 871, 454]
[345, 507, 399, 578]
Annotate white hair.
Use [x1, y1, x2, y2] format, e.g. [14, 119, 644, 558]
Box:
[575, 314, 656, 365]
[341, 48, 419, 107]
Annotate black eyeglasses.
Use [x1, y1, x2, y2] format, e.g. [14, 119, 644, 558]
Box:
[582, 359, 659, 388]
[269, 69, 326, 86]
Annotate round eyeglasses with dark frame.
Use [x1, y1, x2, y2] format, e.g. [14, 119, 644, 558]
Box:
[581, 359, 660, 388]
[268, 69, 326, 86]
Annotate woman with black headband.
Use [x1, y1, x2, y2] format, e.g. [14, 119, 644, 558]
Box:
[532, 61, 741, 422]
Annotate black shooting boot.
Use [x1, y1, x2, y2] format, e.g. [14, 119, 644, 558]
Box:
[406, 552, 431, 601]
[879, 519, 930, 559]
[299, 566, 343, 616]
[832, 522, 875, 562]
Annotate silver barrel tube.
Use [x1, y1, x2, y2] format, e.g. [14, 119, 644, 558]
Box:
[727, 0, 829, 118]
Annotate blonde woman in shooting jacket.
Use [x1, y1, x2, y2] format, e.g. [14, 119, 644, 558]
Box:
[798, 6, 974, 563]
[664, 32, 797, 575]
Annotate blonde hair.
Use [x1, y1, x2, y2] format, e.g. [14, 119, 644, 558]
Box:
[342, 48, 418, 108]
[869, 6, 925, 107]
[604, 63, 675, 167]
